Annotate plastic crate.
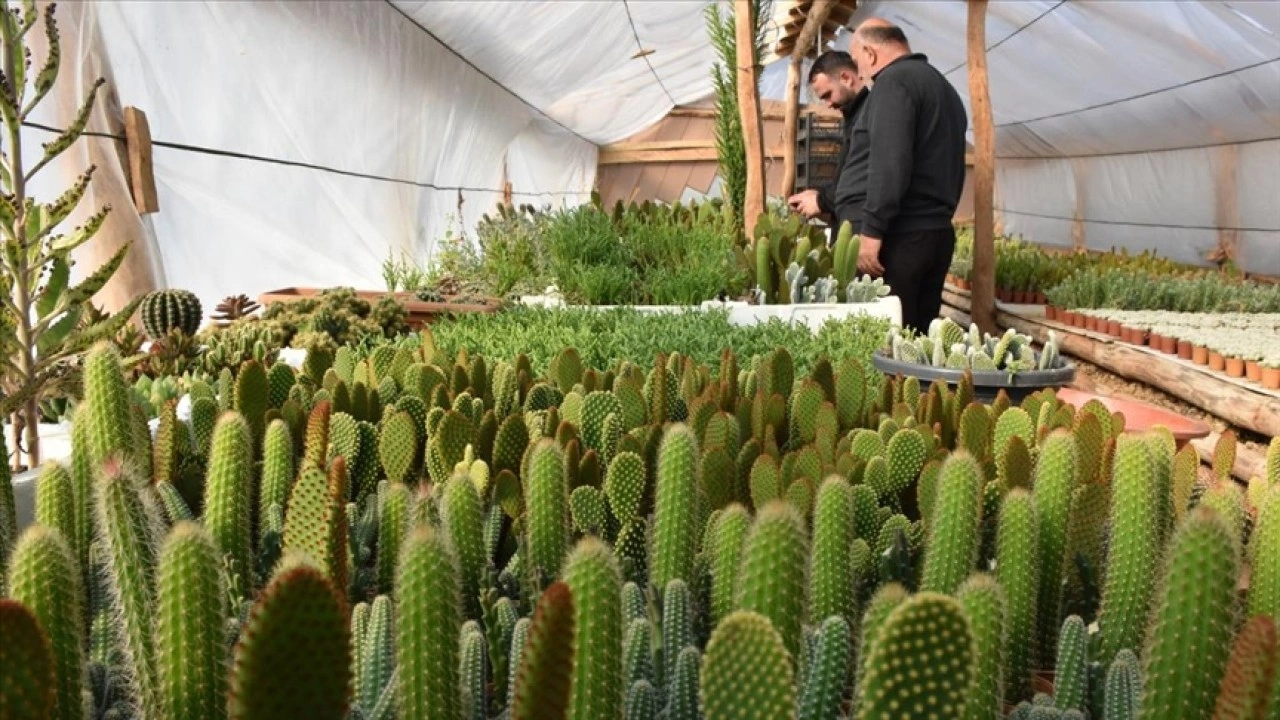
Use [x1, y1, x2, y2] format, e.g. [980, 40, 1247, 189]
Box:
[795, 111, 846, 193]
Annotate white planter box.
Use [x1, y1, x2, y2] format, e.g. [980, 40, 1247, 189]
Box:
[518, 295, 903, 330]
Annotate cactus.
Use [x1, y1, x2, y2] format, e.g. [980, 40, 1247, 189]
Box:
[379, 410, 419, 485]
[259, 420, 294, 544]
[856, 591, 975, 720]
[623, 617, 654, 696]
[666, 645, 700, 720]
[1139, 507, 1241, 720]
[526, 439, 571, 585]
[562, 536, 623, 720]
[1054, 615, 1089, 712]
[853, 582, 909, 708]
[6, 526, 86, 720]
[304, 399, 333, 472]
[651, 424, 699, 592]
[735, 500, 808, 674]
[885, 427, 928, 497]
[0, 599, 56, 718]
[958, 573, 1007, 720]
[1032, 429, 1077, 663]
[397, 525, 463, 720]
[140, 288, 202, 338]
[1249, 488, 1279, 619]
[441, 474, 486, 621]
[510, 581, 575, 720]
[708, 503, 750, 625]
[155, 522, 227, 720]
[82, 342, 136, 468]
[460, 623, 487, 720]
[377, 483, 412, 593]
[283, 461, 345, 588]
[798, 615, 851, 720]
[1106, 649, 1143, 720]
[660, 578, 693, 693]
[33, 463, 75, 558]
[1098, 434, 1160, 666]
[1208, 615, 1277, 720]
[809, 476, 855, 628]
[427, 410, 473, 484]
[605, 451, 646, 525]
[1200, 481, 1247, 546]
[228, 556, 351, 720]
[920, 451, 984, 595]
[700, 611, 796, 720]
[234, 359, 269, 456]
[997, 488, 1040, 703]
[205, 412, 254, 595]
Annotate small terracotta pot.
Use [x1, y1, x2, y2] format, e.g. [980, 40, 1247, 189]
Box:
[1159, 335, 1177, 354]
[1262, 366, 1280, 390]
[1176, 340, 1193, 359]
[998, 289, 1012, 302]
[1192, 345, 1208, 365]
[1108, 320, 1122, 337]
[1149, 332, 1163, 348]
[1209, 351, 1225, 372]
[1074, 313, 1087, 329]
[1015, 291, 1029, 304]
[958, 278, 970, 290]
[1246, 360, 1261, 382]
[1225, 357, 1245, 378]
[1045, 305, 1057, 321]
[1037, 292, 1048, 305]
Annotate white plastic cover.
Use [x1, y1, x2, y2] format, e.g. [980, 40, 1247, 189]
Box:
[22, 0, 1279, 321]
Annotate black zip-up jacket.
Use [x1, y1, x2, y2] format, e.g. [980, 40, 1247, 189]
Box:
[815, 87, 869, 230]
[852, 53, 968, 239]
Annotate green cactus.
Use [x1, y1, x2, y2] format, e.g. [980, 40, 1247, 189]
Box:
[885, 427, 928, 497]
[526, 439, 571, 585]
[439, 474, 485, 622]
[377, 482, 412, 593]
[604, 451, 646, 525]
[852, 582, 909, 711]
[33, 463, 75, 558]
[623, 617, 653, 696]
[1248, 486, 1280, 620]
[234, 359, 269, 456]
[354, 594, 396, 714]
[700, 610, 796, 720]
[809, 476, 855, 628]
[704, 503, 748, 626]
[152, 400, 179, 487]
[0, 599, 56, 719]
[229, 555, 351, 720]
[958, 573, 1007, 720]
[427, 410, 473, 484]
[798, 615, 851, 720]
[82, 342, 136, 467]
[397, 525, 463, 720]
[460, 623, 487, 720]
[1139, 506, 1241, 720]
[97, 459, 162, 719]
[1171, 444, 1198, 526]
[660, 578, 693, 693]
[1199, 481, 1247, 546]
[6, 526, 86, 720]
[920, 451, 984, 596]
[510, 582, 575, 720]
[1032, 429, 1077, 663]
[667, 645, 700, 720]
[155, 522, 227, 720]
[140, 288, 202, 338]
[0, 432, 15, 584]
[651, 424, 699, 592]
[562, 536, 623, 720]
[1097, 434, 1160, 666]
[1106, 649, 1142, 720]
[997, 487, 1040, 703]
[856, 591, 975, 720]
[283, 461, 344, 587]
[735, 500, 808, 675]
[1054, 615, 1089, 712]
[303, 399, 333, 470]
[205, 412, 254, 595]
[379, 410, 419, 485]
[191, 395, 219, 458]
[569, 485, 606, 536]
[259, 420, 295, 545]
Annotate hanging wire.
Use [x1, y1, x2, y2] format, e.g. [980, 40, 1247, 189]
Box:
[622, 0, 678, 106]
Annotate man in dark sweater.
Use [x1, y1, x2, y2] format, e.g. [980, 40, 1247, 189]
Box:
[849, 20, 969, 334]
[786, 51, 869, 238]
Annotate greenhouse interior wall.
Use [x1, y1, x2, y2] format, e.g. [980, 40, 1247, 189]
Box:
[22, 0, 1280, 319]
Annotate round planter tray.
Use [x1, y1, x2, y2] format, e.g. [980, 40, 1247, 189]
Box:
[1053, 388, 1210, 448]
[871, 349, 1076, 404]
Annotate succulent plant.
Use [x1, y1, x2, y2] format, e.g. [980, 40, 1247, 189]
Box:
[845, 274, 892, 303]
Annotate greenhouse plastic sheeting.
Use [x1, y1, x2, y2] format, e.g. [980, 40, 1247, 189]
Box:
[847, 0, 1280, 275]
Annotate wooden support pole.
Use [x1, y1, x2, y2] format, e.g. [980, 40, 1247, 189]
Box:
[781, 0, 836, 197]
[966, 0, 997, 335]
[123, 106, 159, 214]
[736, 0, 767, 239]
[1209, 142, 1239, 266]
[1071, 158, 1087, 251]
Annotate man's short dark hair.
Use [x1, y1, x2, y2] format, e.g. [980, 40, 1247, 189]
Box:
[857, 24, 909, 47]
[808, 51, 857, 83]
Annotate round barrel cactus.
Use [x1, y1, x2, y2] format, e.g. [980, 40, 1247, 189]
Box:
[140, 288, 202, 338]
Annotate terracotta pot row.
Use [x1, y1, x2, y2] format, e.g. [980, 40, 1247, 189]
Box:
[945, 273, 971, 291]
[996, 288, 1047, 305]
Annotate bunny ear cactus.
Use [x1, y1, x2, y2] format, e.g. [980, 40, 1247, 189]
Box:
[700, 611, 796, 720]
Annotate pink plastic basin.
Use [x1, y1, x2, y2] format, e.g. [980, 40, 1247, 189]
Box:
[1054, 388, 1211, 448]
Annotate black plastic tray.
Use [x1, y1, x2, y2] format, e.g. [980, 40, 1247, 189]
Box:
[871, 349, 1076, 405]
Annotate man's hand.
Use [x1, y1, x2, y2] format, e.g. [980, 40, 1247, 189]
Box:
[857, 235, 884, 276]
[787, 189, 822, 218]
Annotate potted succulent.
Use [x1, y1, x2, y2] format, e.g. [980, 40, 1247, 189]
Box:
[1241, 346, 1264, 382]
[1261, 354, 1280, 390]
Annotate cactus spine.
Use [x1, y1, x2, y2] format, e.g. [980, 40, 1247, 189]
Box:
[562, 536, 624, 720]
[156, 522, 227, 720]
[397, 525, 463, 720]
[700, 611, 796, 720]
[651, 424, 699, 592]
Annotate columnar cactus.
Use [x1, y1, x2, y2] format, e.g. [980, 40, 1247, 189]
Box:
[855, 591, 975, 720]
[525, 439, 571, 585]
[809, 476, 855, 627]
[260, 420, 295, 544]
[511, 582, 575, 720]
[997, 488, 1040, 703]
[710, 504, 750, 625]
[441, 475, 486, 621]
[155, 522, 227, 720]
[735, 500, 809, 674]
[1054, 615, 1089, 712]
[1098, 434, 1159, 666]
[1105, 649, 1142, 720]
[205, 412, 254, 594]
[0, 599, 55, 718]
[1032, 429, 1077, 663]
[377, 482, 413, 593]
[34, 463, 75, 559]
[1249, 487, 1279, 619]
[397, 525, 463, 720]
[228, 555, 351, 720]
[562, 536, 624, 720]
[6, 526, 86, 720]
[798, 615, 852, 720]
[958, 573, 1007, 720]
[651, 424, 699, 592]
[82, 342, 136, 468]
[140, 288, 202, 338]
[920, 451, 984, 596]
[1209, 615, 1277, 720]
[700, 611, 796, 720]
[1139, 507, 1240, 720]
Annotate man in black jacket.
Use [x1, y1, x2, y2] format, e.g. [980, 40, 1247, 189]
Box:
[786, 51, 869, 238]
[849, 20, 968, 334]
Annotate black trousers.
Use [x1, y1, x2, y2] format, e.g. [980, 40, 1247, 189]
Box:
[879, 227, 956, 336]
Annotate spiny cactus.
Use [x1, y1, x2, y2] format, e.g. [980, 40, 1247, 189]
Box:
[283, 461, 346, 590]
[709, 504, 750, 626]
[1139, 507, 1241, 720]
[0, 598, 56, 718]
[798, 615, 852, 720]
[379, 410, 419, 485]
[604, 451, 646, 526]
[140, 288, 202, 338]
[700, 611, 796, 720]
[511, 582, 575, 720]
[1209, 614, 1277, 720]
[1098, 434, 1160, 666]
[562, 536, 623, 720]
[856, 591, 975, 720]
[156, 522, 227, 720]
[885, 427, 928, 498]
[6, 526, 86, 720]
[441, 474, 486, 621]
[958, 573, 1007, 720]
[397, 525, 462, 720]
[1054, 615, 1089, 712]
[1106, 649, 1143, 720]
[1249, 488, 1279, 619]
[997, 487, 1040, 703]
[82, 342, 137, 468]
[1033, 429, 1077, 663]
[736, 500, 809, 675]
[234, 359, 269, 456]
[809, 476, 855, 628]
[205, 411, 254, 595]
[259, 420, 294, 545]
[228, 555, 351, 720]
[651, 424, 700, 592]
[34, 463, 76, 559]
[920, 451, 984, 596]
[660, 578, 693, 694]
[526, 439, 571, 585]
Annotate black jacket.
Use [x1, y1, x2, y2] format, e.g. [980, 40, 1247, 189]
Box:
[853, 53, 968, 238]
[815, 87, 870, 231]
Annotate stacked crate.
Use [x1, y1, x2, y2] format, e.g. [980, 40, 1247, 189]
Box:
[794, 112, 845, 192]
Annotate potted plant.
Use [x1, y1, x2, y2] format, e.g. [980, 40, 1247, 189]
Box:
[1261, 354, 1280, 390]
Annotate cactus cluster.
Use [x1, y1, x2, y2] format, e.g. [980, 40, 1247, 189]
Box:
[888, 317, 1066, 372]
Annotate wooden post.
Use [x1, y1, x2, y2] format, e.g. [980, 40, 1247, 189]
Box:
[736, 0, 766, 239]
[1071, 158, 1087, 251]
[967, 0, 997, 335]
[781, 0, 837, 197]
[1210, 143, 1239, 267]
[123, 107, 159, 214]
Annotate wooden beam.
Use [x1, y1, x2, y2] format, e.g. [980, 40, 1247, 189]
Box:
[736, 0, 767, 238]
[782, 0, 837, 197]
[668, 104, 840, 121]
[123, 107, 159, 214]
[967, 0, 997, 335]
[599, 143, 788, 165]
